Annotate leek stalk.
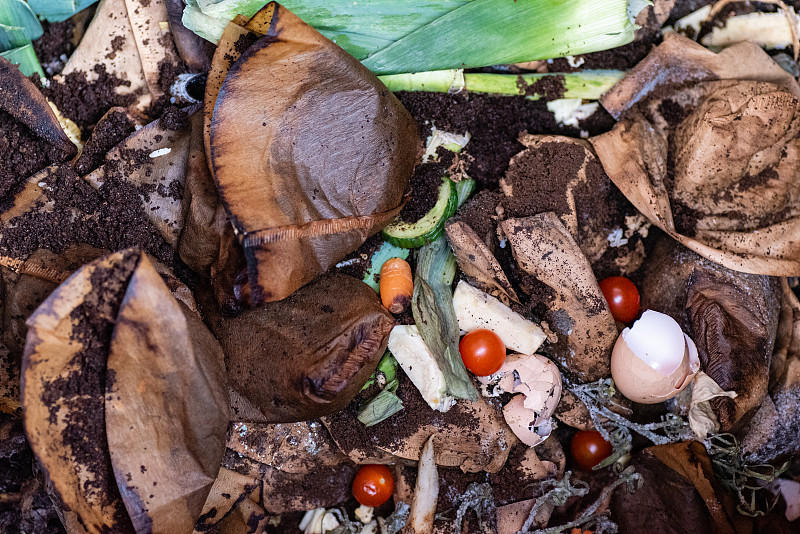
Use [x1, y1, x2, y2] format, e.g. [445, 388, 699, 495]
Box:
[0, 0, 44, 76]
[1, 43, 44, 76]
[185, 0, 646, 74]
[378, 70, 625, 100]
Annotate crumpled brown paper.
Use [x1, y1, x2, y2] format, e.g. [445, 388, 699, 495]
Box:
[591, 33, 800, 276]
[22, 249, 229, 534]
[208, 2, 418, 304]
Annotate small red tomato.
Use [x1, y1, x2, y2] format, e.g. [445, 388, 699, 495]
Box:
[599, 276, 640, 324]
[570, 430, 613, 470]
[352, 464, 394, 507]
[459, 329, 506, 376]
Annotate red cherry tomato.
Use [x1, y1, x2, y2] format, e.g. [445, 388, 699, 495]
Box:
[599, 276, 640, 324]
[459, 329, 506, 376]
[352, 464, 394, 507]
[570, 430, 613, 470]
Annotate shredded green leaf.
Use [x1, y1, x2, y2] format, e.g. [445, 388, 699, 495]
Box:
[357, 381, 404, 426]
[412, 236, 477, 400]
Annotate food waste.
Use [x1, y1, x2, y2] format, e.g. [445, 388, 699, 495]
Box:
[1, 1, 800, 534]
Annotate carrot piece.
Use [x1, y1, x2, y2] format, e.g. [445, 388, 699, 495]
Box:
[379, 257, 413, 314]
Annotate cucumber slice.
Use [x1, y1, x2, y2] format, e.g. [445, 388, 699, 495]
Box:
[383, 177, 458, 248]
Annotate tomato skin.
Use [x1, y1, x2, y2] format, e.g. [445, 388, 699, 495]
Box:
[352, 464, 394, 507]
[459, 329, 506, 376]
[599, 276, 640, 324]
[570, 430, 613, 470]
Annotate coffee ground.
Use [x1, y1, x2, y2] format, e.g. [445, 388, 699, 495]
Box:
[399, 149, 455, 223]
[0, 110, 73, 200]
[36, 65, 136, 135]
[75, 109, 137, 175]
[0, 164, 174, 267]
[33, 21, 76, 76]
[397, 92, 614, 188]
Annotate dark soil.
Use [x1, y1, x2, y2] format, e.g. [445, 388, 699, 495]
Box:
[36, 64, 136, 135]
[33, 20, 75, 76]
[396, 92, 615, 188]
[0, 164, 174, 267]
[0, 110, 74, 199]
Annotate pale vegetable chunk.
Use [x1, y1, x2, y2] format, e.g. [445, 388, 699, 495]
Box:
[453, 280, 546, 354]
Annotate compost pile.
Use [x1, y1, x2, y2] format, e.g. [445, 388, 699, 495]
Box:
[2, 1, 800, 533]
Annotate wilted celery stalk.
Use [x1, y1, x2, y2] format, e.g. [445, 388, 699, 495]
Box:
[378, 69, 625, 100]
[184, 0, 646, 74]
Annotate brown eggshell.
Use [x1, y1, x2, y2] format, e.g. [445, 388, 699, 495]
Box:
[611, 333, 699, 404]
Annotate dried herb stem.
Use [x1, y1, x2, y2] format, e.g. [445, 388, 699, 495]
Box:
[521, 467, 642, 534]
[567, 378, 692, 468]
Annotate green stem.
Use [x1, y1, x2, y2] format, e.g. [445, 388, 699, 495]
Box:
[378, 69, 624, 99]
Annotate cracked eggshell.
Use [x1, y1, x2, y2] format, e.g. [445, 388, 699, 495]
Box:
[488, 354, 562, 447]
[611, 310, 700, 404]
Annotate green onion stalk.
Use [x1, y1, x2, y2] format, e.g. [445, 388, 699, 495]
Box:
[378, 69, 625, 100]
[184, 0, 648, 75]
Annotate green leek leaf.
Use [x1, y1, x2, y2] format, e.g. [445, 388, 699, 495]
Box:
[185, 0, 644, 73]
[360, 0, 638, 74]
[1, 42, 44, 77]
[357, 379, 404, 426]
[0, 0, 42, 49]
[27, 0, 99, 23]
[412, 236, 477, 400]
[454, 178, 475, 208]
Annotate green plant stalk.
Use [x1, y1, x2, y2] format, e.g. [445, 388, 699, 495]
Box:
[186, 0, 644, 74]
[378, 70, 624, 100]
[1, 43, 44, 77]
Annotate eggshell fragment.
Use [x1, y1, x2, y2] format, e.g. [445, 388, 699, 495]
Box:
[479, 353, 562, 446]
[611, 310, 700, 404]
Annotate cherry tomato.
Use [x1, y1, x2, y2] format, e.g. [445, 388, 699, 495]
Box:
[599, 276, 640, 324]
[570, 430, 613, 471]
[459, 329, 506, 376]
[352, 464, 394, 507]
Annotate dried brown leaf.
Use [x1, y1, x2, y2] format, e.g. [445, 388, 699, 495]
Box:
[22, 250, 229, 534]
[445, 220, 519, 304]
[591, 33, 800, 276]
[208, 4, 417, 303]
[0, 58, 76, 160]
